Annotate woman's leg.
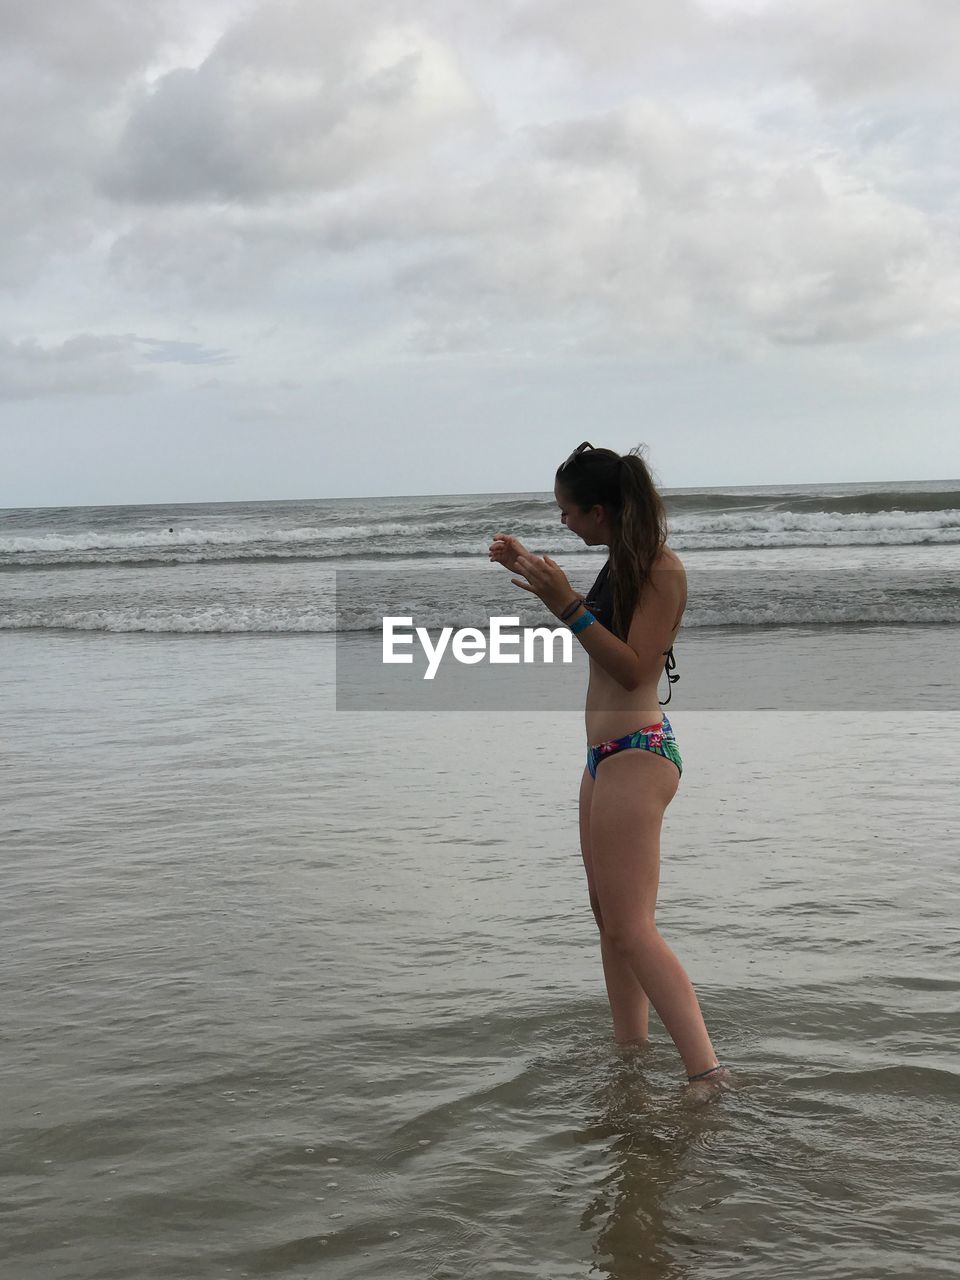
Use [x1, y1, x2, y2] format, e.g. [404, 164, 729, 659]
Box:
[588, 749, 720, 1079]
[578, 765, 650, 1044]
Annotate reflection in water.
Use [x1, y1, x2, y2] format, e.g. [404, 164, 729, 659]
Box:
[575, 1047, 737, 1279]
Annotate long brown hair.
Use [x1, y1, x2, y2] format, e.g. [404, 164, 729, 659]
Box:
[555, 444, 668, 639]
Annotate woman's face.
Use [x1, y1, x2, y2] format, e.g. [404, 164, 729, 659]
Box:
[554, 483, 607, 546]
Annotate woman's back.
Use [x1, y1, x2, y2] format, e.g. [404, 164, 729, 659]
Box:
[585, 545, 686, 741]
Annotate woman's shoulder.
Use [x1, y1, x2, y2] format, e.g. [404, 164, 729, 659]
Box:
[654, 544, 685, 574]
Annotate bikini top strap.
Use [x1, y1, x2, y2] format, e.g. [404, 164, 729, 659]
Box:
[658, 645, 679, 706]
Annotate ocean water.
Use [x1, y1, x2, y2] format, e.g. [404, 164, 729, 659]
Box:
[2, 480, 960, 1279]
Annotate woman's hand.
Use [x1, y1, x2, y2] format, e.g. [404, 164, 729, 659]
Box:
[488, 532, 531, 574]
[511, 553, 580, 618]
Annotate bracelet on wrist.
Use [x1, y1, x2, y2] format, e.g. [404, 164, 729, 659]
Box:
[559, 596, 585, 622]
[569, 610, 596, 635]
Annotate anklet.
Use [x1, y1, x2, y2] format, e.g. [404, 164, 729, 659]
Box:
[687, 1064, 723, 1082]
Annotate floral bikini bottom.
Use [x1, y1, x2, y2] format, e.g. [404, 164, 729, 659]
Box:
[586, 714, 683, 781]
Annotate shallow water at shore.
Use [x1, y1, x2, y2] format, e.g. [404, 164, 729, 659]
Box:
[3, 629, 960, 1278]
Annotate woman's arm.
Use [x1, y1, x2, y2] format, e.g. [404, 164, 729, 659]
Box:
[510, 554, 680, 692]
[563, 599, 645, 690]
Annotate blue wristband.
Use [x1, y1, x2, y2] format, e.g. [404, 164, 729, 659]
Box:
[569, 610, 596, 635]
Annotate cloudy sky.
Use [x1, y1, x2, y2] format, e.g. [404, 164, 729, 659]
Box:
[2, 0, 959, 507]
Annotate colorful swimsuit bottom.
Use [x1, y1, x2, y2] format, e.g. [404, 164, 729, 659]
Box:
[586, 714, 683, 781]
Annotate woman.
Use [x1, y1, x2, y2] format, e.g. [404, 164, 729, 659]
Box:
[489, 443, 726, 1087]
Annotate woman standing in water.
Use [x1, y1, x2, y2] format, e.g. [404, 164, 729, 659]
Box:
[489, 443, 726, 1087]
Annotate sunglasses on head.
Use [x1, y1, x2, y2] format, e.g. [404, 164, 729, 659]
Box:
[560, 441, 594, 471]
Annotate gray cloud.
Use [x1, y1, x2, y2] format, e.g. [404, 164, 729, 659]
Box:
[104, 96, 960, 352]
[1, 0, 182, 80]
[733, 0, 960, 99]
[101, 4, 485, 203]
[0, 0, 198, 285]
[505, 0, 710, 69]
[75, 0, 960, 356]
[507, 0, 960, 97]
[3, 0, 960, 505]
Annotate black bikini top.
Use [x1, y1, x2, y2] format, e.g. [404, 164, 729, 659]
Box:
[585, 559, 680, 706]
